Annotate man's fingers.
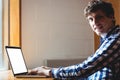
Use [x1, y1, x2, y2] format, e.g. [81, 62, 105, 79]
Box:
[28, 70, 38, 75]
[41, 66, 52, 70]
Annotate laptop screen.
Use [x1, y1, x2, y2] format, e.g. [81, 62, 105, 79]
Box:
[6, 46, 28, 75]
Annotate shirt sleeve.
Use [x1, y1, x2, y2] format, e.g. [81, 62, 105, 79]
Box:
[51, 34, 120, 78]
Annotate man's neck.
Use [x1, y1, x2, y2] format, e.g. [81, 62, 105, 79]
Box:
[100, 25, 116, 39]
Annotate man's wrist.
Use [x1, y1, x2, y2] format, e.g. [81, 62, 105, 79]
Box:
[49, 69, 52, 77]
[45, 69, 52, 77]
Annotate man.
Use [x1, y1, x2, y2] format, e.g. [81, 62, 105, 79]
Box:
[29, 0, 120, 79]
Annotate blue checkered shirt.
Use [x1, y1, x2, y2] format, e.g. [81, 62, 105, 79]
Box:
[51, 25, 120, 80]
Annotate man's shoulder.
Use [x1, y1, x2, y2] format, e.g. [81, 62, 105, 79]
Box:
[108, 25, 120, 39]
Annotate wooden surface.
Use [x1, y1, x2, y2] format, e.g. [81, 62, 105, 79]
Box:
[10, 0, 21, 46]
[0, 70, 54, 80]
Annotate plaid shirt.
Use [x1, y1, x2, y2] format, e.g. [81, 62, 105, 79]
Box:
[51, 25, 120, 80]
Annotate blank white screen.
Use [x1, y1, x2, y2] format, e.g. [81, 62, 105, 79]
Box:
[6, 48, 27, 74]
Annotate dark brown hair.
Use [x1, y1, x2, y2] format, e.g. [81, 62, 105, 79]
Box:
[84, 0, 114, 18]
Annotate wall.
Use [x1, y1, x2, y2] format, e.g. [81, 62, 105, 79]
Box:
[21, 0, 94, 68]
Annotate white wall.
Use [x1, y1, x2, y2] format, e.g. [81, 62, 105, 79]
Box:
[21, 0, 94, 69]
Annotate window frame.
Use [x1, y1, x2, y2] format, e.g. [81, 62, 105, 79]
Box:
[0, 0, 21, 70]
[9, 0, 21, 46]
[0, 0, 9, 70]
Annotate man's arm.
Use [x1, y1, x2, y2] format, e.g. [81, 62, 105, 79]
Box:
[51, 35, 120, 78]
[29, 31, 120, 78]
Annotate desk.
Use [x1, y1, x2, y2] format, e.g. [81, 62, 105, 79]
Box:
[0, 70, 54, 80]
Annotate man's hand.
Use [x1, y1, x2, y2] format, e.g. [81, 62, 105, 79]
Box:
[28, 66, 52, 77]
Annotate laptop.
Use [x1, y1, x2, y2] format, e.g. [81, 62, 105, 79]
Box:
[5, 46, 47, 78]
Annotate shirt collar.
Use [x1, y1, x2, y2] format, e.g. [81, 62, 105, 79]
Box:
[101, 33, 107, 39]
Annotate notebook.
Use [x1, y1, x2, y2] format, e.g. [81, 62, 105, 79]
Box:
[5, 46, 47, 78]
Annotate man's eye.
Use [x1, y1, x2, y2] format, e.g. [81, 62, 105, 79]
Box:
[96, 16, 103, 20]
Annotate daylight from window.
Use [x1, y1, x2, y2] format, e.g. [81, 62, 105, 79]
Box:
[0, 0, 2, 68]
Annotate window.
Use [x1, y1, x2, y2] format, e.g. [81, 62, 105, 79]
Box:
[0, 0, 3, 68]
[0, 0, 9, 70]
[0, 0, 20, 70]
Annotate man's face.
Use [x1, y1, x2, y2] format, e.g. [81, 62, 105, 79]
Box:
[87, 10, 114, 36]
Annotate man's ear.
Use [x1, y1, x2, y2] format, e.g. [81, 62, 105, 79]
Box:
[108, 14, 115, 24]
[109, 14, 114, 19]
